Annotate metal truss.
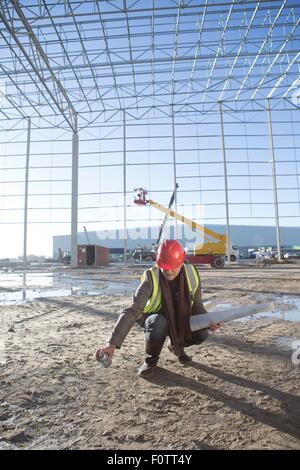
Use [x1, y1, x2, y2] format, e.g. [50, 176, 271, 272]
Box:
[0, 0, 299, 129]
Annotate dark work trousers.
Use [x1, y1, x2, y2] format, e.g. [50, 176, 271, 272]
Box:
[143, 312, 209, 345]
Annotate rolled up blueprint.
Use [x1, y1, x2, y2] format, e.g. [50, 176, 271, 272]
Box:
[190, 303, 274, 331]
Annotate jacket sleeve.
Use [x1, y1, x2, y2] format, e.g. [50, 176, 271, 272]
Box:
[191, 269, 207, 316]
[107, 270, 153, 348]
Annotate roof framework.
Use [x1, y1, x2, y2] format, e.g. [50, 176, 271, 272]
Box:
[0, 0, 299, 131]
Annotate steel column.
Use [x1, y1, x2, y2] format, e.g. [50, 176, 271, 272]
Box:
[123, 109, 127, 263]
[71, 127, 79, 267]
[267, 99, 282, 261]
[23, 117, 31, 269]
[219, 102, 231, 263]
[171, 108, 178, 239]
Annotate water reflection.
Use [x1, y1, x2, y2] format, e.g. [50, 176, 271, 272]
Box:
[0, 272, 300, 323]
[22, 272, 26, 301]
[0, 271, 138, 304]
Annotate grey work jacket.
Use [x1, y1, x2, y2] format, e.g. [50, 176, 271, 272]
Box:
[107, 265, 207, 349]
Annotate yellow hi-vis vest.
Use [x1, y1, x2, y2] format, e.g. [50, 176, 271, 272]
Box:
[142, 264, 200, 314]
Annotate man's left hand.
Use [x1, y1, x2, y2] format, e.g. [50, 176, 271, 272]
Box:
[208, 322, 222, 332]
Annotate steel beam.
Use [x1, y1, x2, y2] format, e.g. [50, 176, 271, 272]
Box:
[0, 0, 77, 131]
[219, 102, 231, 264]
[266, 99, 282, 261]
[171, 108, 178, 239]
[23, 117, 31, 269]
[123, 109, 127, 264]
[71, 126, 79, 267]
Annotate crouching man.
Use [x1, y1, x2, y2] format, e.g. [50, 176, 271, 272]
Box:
[96, 240, 221, 378]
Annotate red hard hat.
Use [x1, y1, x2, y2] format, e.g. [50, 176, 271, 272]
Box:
[156, 240, 185, 270]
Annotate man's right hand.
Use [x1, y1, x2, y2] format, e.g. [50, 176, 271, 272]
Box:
[95, 343, 116, 363]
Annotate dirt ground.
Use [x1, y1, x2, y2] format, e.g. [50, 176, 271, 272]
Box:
[0, 264, 300, 450]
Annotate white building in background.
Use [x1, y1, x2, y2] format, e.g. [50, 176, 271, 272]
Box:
[53, 224, 300, 259]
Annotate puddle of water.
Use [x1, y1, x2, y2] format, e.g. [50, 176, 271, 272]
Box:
[101, 280, 138, 295]
[0, 288, 110, 304]
[0, 272, 53, 288]
[271, 336, 300, 350]
[0, 271, 140, 305]
[234, 310, 300, 323]
[0, 289, 73, 304]
[1, 271, 300, 322]
[213, 298, 300, 323]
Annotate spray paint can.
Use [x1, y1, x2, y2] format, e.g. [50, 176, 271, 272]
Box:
[97, 352, 111, 368]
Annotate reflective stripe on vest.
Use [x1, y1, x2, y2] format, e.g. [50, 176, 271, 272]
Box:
[142, 264, 200, 314]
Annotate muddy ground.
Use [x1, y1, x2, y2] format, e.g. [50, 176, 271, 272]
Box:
[0, 264, 300, 450]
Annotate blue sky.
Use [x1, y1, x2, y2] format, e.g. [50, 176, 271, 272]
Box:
[0, 105, 299, 258]
[0, 0, 299, 258]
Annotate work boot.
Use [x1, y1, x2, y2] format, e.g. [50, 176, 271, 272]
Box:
[138, 340, 164, 378]
[167, 340, 192, 365]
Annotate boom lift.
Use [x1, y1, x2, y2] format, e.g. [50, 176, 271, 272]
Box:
[130, 185, 178, 262]
[134, 187, 235, 268]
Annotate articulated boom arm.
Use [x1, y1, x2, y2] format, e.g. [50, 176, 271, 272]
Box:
[148, 200, 226, 243]
[134, 187, 226, 244]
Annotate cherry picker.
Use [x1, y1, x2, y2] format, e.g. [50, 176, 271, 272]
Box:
[134, 187, 238, 268]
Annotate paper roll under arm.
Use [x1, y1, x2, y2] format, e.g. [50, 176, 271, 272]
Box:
[190, 303, 274, 331]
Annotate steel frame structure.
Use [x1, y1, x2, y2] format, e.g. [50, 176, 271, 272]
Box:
[0, 0, 299, 265]
[0, 0, 299, 127]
